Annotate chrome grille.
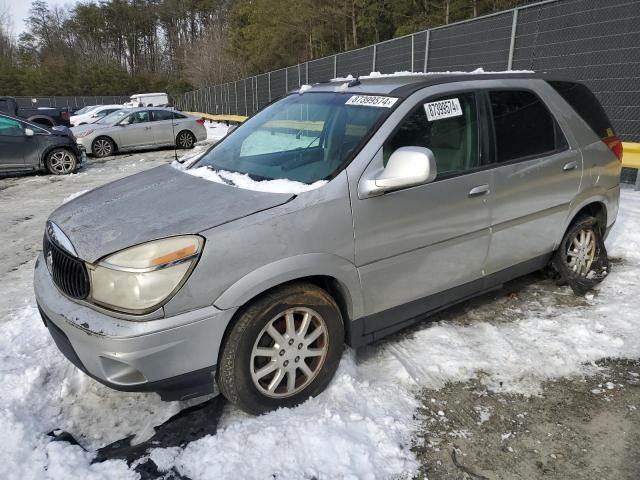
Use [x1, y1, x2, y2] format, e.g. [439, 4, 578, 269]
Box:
[43, 233, 90, 300]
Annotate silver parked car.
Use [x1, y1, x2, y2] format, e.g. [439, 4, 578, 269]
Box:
[35, 73, 621, 414]
[72, 107, 206, 157]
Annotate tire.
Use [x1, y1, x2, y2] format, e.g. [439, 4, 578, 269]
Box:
[46, 148, 77, 175]
[551, 215, 609, 295]
[218, 283, 344, 415]
[176, 130, 196, 149]
[92, 137, 115, 158]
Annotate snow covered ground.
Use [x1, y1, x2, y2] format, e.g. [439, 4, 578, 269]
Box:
[0, 138, 639, 479]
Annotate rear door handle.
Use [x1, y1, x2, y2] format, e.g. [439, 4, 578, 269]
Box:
[468, 184, 490, 197]
[563, 161, 578, 171]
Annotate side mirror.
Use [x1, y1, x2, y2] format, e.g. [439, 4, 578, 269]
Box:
[24, 128, 35, 137]
[362, 146, 437, 197]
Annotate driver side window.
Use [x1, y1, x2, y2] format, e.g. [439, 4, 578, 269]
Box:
[0, 116, 25, 137]
[383, 92, 479, 179]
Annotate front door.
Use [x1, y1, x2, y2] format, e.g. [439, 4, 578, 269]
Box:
[352, 91, 492, 333]
[0, 116, 30, 170]
[115, 110, 155, 149]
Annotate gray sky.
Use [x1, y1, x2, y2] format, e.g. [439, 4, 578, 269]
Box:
[2, 0, 72, 36]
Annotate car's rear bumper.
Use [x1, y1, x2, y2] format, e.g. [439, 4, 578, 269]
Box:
[34, 254, 234, 401]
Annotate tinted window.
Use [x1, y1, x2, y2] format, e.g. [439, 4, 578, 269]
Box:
[122, 111, 150, 124]
[0, 116, 24, 136]
[384, 92, 479, 178]
[152, 110, 176, 121]
[489, 90, 566, 163]
[548, 81, 614, 139]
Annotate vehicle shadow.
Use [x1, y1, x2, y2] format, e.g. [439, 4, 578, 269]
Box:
[50, 395, 226, 479]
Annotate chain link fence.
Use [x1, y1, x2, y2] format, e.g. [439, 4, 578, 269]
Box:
[12, 95, 130, 109]
[173, 0, 640, 143]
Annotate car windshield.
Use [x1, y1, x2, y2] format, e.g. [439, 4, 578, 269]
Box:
[97, 109, 130, 125]
[192, 92, 394, 184]
[75, 105, 100, 115]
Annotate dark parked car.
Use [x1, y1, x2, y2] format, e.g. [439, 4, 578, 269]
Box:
[0, 96, 71, 127]
[0, 113, 85, 175]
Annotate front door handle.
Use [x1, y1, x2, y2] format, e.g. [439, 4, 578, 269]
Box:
[468, 184, 490, 197]
[563, 161, 578, 171]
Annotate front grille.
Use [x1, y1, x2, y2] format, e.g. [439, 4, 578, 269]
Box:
[43, 233, 90, 299]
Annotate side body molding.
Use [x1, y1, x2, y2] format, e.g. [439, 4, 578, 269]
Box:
[213, 253, 364, 321]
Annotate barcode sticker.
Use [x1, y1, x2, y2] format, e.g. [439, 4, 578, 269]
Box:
[424, 98, 463, 121]
[345, 95, 398, 108]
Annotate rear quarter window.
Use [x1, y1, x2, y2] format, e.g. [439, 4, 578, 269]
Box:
[548, 81, 614, 139]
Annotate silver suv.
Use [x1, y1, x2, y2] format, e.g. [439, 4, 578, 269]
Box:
[34, 73, 621, 414]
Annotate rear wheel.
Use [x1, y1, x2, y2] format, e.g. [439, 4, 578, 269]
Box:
[46, 148, 77, 175]
[552, 216, 609, 295]
[92, 137, 114, 158]
[176, 130, 196, 149]
[218, 283, 344, 415]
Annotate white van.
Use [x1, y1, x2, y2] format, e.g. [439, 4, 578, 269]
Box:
[125, 93, 169, 108]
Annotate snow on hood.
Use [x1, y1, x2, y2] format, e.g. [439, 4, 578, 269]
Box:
[330, 67, 535, 82]
[178, 164, 327, 194]
[48, 165, 293, 262]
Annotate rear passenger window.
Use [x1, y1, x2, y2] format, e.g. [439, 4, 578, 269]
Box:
[152, 110, 175, 121]
[384, 92, 479, 178]
[489, 90, 567, 163]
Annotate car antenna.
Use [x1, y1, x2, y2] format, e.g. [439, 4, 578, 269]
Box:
[170, 106, 181, 163]
[348, 75, 361, 87]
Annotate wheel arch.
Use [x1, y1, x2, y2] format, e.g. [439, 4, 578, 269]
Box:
[213, 254, 363, 347]
[39, 145, 76, 170]
[27, 115, 55, 127]
[567, 200, 607, 235]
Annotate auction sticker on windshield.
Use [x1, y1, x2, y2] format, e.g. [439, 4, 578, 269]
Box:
[424, 98, 462, 121]
[345, 95, 398, 108]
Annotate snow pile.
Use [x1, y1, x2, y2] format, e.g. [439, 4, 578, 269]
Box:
[184, 166, 327, 194]
[331, 67, 535, 82]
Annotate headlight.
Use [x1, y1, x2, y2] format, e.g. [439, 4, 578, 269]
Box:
[88, 235, 204, 314]
[74, 129, 94, 138]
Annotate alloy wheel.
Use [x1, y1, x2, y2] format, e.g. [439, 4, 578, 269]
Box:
[48, 151, 75, 174]
[566, 228, 597, 276]
[93, 139, 112, 157]
[178, 132, 194, 148]
[250, 307, 329, 398]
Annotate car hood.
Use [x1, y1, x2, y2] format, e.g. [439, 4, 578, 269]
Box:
[71, 123, 110, 134]
[48, 165, 294, 263]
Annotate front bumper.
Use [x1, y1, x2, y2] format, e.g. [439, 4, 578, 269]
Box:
[34, 254, 235, 401]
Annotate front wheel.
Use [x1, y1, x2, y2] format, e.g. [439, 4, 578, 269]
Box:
[46, 148, 77, 175]
[552, 215, 609, 295]
[218, 283, 344, 415]
[92, 137, 114, 158]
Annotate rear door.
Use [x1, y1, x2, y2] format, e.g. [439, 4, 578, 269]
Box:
[150, 110, 176, 144]
[484, 87, 581, 276]
[0, 116, 30, 170]
[352, 91, 492, 330]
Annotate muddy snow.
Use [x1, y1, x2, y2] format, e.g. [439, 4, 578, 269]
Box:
[0, 140, 638, 479]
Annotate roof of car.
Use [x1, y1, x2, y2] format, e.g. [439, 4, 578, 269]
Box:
[294, 71, 570, 98]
